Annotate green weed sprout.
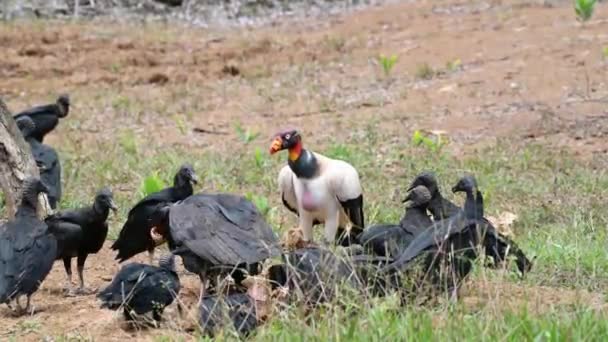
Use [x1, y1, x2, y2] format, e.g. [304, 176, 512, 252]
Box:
[602, 46, 608, 59]
[574, 0, 596, 23]
[142, 173, 166, 196]
[412, 130, 447, 153]
[379, 54, 398, 77]
[235, 123, 260, 144]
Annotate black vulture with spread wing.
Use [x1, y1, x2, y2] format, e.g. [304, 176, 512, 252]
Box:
[150, 193, 281, 293]
[46, 188, 117, 295]
[14, 95, 69, 143]
[0, 178, 57, 315]
[112, 164, 198, 263]
[97, 254, 180, 324]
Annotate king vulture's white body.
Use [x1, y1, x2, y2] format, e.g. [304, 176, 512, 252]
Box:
[278, 151, 364, 243]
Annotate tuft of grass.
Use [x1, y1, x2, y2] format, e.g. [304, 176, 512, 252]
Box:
[235, 123, 260, 144]
[141, 173, 166, 196]
[602, 46, 608, 59]
[415, 63, 435, 80]
[378, 54, 398, 77]
[446, 58, 462, 72]
[411, 130, 447, 153]
[574, 0, 596, 23]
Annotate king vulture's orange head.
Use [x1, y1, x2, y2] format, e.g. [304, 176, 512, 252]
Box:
[269, 129, 301, 154]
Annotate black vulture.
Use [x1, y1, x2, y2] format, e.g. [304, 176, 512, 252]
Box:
[46, 188, 117, 295]
[149, 193, 281, 295]
[407, 171, 460, 221]
[97, 254, 180, 324]
[385, 175, 483, 273]
[16, 116, 62, 209]
[199, 293, 258, 338]
[0, 178, 57, 314]
[13, 94, 70, 143]
[111, 164, 198, 263]
[358, 185, 433, 259]
[386, 175, 532, 298]
[267, 246, 396, 304]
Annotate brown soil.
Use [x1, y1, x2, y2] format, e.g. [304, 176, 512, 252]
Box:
[1, 0, 608, 339]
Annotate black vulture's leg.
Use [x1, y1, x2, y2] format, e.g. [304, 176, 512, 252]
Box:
[152, 308, 163, 324]
[198, 274, 209, 303]
[147, 247, 155, 265]
[25, 295, 32, 315]
[123, 308, 134, 322]
[75, 254, 93, 295]
[63, 257, 73, 294]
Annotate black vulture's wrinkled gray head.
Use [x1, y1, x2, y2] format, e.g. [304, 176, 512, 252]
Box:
[16, 116, 36, 138]
[56, 94, 70, 118]
[407, 171, 439, 195]
[174, 163, 198, 187]
[269, 129, 301, 155]
[21, 177, 49, 208]
[402, 185, 432, 208]
[158, 254, 176, 272]
[95, 187, 117, 213]
[452, 175, 478, 194]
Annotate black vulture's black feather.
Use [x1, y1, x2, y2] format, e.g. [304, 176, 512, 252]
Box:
[0, 178, 57, 310]
[111, 164, 197, 262]
[97, 255, 180, 322]
[13, 95, 69, 143]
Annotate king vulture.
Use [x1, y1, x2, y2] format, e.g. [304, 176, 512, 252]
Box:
[269, 129, 365, 245]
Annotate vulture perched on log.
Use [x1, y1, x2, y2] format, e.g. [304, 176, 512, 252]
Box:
[112, 164, 198, 263]
[16, 116, 62, 209]
[149, 193, 281, 294]
[0, 178, 57, 314]
[46, 188, 117, 295]
[407, 171, 460, 221]
[13, 95, 70, 143]
[359, 185, 433, 259]
[270, 129, 365, 245]
[97, 254, 180, 324]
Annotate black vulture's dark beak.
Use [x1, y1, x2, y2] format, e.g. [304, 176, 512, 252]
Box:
[401, 191, 413, 203]
[190, 173, 199, 185]
[451, 185, 459, 193]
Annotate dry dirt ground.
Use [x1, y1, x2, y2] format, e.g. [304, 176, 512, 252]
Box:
[1, 0, 608, 340]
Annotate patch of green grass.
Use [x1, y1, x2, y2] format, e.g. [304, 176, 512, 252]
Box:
[378, 54, 398, 77]
[574, 0, 596, 23]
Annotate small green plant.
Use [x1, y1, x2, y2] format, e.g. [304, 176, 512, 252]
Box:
[142, 173, 166, 196]
[574, 0, 596, 23]
[412, 130, 447, 153]
[378, 54, 398, 77]
[119, 129, 138, 155]
[446, 58, 462, 72]
[415, 63, 435, 80]
[172, 114, 188, 135]
[253, 147, 266, 168]
[235, 123, 260, 144]
[602, 46, 608, 59]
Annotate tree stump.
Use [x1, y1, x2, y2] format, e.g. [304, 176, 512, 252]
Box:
[0, 97, 47, 219]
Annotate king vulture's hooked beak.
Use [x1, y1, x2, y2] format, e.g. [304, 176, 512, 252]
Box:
[269, 136, 283, 154]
